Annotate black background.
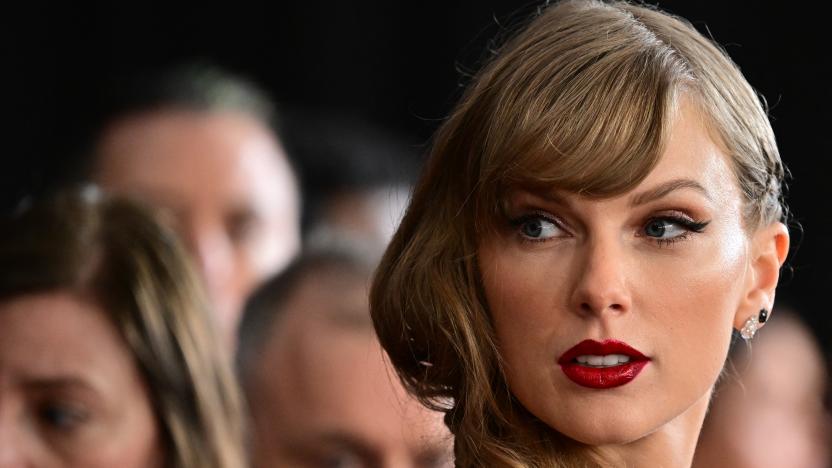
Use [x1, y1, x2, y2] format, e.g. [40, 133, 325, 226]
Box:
[3, 1, 830, 351]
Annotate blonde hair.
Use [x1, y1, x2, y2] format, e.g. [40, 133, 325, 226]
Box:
[0, 189, 247, 468]
[370, 1, 786, 466]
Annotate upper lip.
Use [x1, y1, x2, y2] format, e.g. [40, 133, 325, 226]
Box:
[557, 339, 649, 365]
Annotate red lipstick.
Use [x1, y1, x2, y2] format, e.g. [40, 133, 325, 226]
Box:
[557, 339, 650, 389]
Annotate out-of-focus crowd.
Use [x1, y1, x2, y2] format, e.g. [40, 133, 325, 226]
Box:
[0, 64, 828, 468]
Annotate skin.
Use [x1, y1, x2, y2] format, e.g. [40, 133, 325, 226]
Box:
[693, 314, 831, 468]
[245, 267, 453, 468]
[478, 98, 789, 467]
[95, 109, 301, 349]
[0, 291, 162, 467]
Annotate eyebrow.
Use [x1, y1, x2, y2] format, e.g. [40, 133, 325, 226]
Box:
[513, 189, 569, 206]
[23, 376, 97, 392]
[326, 307, 374, 331]
[289, 432, 378, 464]
[629, 178, 710, 206]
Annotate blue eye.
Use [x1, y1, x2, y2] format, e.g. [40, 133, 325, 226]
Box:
[39, 403, 87, 431]
[643, 216, 710, 244]
[516, 216, 562, 241]
[644, 219, 686, 239]
[320, 454, 363, 468]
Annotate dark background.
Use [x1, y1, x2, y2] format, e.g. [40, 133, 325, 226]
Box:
[3, 1, 829, 350]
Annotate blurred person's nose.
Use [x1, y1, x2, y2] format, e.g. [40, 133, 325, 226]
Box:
[0, 399, 27, 468]
[383, 451, 451, 468]
[183, 219, 241, 325]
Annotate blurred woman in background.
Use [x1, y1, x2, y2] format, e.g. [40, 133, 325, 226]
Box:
[0, 189, 247, 468]
[693, 310, 831, 468]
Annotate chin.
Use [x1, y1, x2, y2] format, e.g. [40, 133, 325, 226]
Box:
[564, 427, 643, 447]
[546, 412, 655, 447]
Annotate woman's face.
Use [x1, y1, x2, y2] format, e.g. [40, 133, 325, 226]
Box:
[478, 98, 786, 448]
[0, 291, 163, 466]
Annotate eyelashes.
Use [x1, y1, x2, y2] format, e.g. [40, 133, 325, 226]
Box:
[508, 211, 711, 246]
[37, 401, 90, 432]
[642, 215, 710, 247]
[509, 212, 565, 242]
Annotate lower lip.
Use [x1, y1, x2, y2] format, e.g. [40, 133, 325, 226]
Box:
[560, 361, 649, 389]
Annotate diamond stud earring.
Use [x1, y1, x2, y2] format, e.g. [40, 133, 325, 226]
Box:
[741, 315, 759, 341]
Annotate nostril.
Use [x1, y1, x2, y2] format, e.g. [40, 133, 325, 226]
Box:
[578, 302, 626, 315]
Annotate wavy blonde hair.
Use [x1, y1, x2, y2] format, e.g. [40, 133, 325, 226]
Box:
[370, 1, 786, 466]
[0, 189, 247, 468]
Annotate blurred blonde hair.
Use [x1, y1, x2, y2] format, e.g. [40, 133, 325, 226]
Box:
[370, 1, 786, 466]
[0, 189, 247, 468]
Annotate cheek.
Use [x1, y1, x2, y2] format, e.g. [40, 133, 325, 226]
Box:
[120, 401, 163, 468]
[51, 406, 161, 468]
[86, 403, 162, 468]
[644, 228, 749, 392]
[478, 241, 569, 369]
[76, 378, 164, 467]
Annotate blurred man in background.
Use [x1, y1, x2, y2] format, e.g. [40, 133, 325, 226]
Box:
[237, 249, 454, 468]
[90, 64, 301, 349]
[281, 111, 419, 256]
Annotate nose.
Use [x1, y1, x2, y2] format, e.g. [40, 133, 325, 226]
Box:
[182, 222, 237, 301]
[569, 234, 632, 318]
[191, 230, 234, 290]
[0, 405, 26, 468]
[181, 221, 245, 343]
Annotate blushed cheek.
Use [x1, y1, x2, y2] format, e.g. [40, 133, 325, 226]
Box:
[479, 244, 563, 376]
[93, 400, 164, 468]
[135, 417, 164, 468]
[92, 427, 166, 468]
[661, 234, 747, 390]
[115, 422, 164, 468]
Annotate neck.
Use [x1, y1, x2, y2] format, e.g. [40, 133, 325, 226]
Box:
[593, 388, 712, 468]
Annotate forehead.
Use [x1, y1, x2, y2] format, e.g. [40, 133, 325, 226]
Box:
[0, 292, 139, 391]
[95, 109, 297, 214]
[253, 271, 447, 451]
[638, 98, 737, 200]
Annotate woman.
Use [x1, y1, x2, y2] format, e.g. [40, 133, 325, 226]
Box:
[0, 189, 247, 468]
[370, 1, 790, 467]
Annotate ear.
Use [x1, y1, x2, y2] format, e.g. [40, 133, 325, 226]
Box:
[733, 222, 790, 330]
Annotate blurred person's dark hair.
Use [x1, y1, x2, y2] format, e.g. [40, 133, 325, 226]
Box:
[279, 110, 421, 234]
[236, 246, 376, 384]
[78, 62, 284, 177]
[0, 188, 248, 468]
[3, 62, 284, 216]
[114, 63, 274, 121]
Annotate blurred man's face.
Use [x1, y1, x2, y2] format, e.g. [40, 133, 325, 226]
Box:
[245, 267, 454, 468]
[95, 109, 300, 348]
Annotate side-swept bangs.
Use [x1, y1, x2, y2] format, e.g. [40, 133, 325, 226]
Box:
[465, 1, 693, 229]
[371, 1, 786, 466]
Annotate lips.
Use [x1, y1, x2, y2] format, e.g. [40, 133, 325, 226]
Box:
[557, 339, 650, 389]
